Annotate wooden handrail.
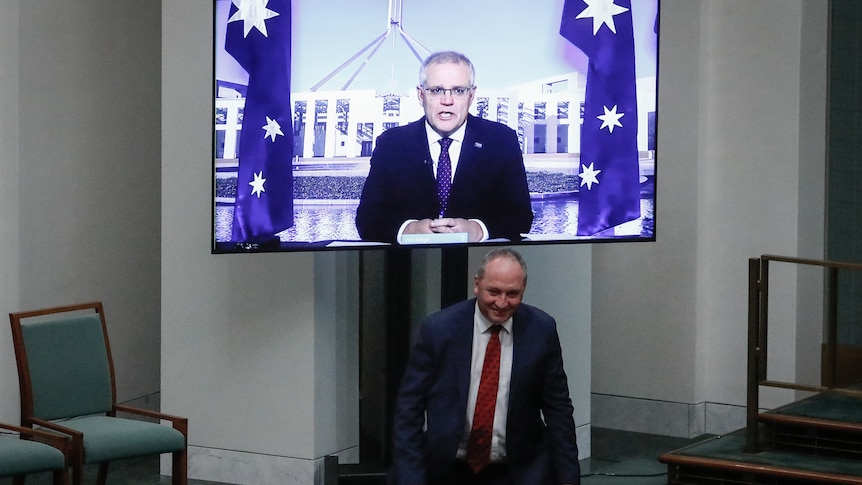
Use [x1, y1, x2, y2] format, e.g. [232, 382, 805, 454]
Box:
[746, 255, 862, 453]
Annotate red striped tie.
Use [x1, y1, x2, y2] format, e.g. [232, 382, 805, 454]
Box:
[466, 324, 502, 473]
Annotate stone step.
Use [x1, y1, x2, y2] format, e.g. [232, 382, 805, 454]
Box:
[660, 429, 862, 484]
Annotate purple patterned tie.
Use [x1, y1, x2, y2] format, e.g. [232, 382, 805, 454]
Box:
[466, 324, 502, 474]
[436, 137, 453, 217]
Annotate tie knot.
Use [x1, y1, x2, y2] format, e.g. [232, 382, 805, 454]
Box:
[488, 325, 502, 335]
[440, 137, 453, 151]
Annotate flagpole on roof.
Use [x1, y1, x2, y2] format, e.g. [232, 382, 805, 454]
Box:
[309, 0, 431, 93]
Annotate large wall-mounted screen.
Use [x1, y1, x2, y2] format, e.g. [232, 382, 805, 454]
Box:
[213, 0, 659, 252]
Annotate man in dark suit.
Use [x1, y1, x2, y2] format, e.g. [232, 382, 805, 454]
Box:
[355, 51, 533, 244]
[390, 248, 581, 485]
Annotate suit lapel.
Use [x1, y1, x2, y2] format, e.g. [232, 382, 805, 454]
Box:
[454, 301, 475, 408]
[413, 118, 433, 163]
[508, 308, 528, 404]
[453, 116, 482, 186]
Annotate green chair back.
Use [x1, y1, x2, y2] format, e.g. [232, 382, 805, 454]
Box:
[20, 313, 113, 420]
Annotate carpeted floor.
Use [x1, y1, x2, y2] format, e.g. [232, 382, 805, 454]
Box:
[2, 427, 706, 484]
[583, 428, 712, 484]
[0, 455, 225, 485]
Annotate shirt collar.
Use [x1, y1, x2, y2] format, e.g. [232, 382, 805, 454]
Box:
[425, 119, 467, 147]
[473, 302, 512, 335]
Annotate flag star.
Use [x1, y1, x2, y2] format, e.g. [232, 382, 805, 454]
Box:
[228, 0, 280, 38]
[597, 105, 625, 133]
[576, 0, 629, 35]
[249, 171, 266, 198]
[262, 116, 284, 142]
[579, 162, 602, 190]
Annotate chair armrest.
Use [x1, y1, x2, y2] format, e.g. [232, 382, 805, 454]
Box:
[25, 418, 83, 442]
[114, 404, 188, 437]
[0, 422, 71, 456]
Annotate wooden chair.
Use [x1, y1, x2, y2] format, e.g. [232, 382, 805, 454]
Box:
[0, 422, 69, 485]
[9, 302, 187, 485]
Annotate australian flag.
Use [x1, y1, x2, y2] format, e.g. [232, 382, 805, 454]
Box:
[560, 0, 642, 236]
[226, 0, 294, 243]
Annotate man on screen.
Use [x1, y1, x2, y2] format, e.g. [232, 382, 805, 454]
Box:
[355, 51, 533, 244]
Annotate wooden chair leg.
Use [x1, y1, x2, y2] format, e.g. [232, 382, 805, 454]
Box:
[96, 462, 109, 485]
[173, 449, 188, 485]
[69, 438, 84, 485]
[52, 468, 68, 485]
[71, 462, 83, 485]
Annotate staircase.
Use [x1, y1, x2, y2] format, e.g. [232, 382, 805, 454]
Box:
[659, 256, 862, 484]
[660, 391, 862, 484]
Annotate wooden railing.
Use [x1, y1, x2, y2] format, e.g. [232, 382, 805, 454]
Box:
[746, 255, 862, 452]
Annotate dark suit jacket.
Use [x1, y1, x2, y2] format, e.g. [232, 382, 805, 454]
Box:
[355, 115, 534, 243]
[390, 299, 581, 485]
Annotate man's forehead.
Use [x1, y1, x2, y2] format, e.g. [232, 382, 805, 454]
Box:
[426, 62, 471, 83]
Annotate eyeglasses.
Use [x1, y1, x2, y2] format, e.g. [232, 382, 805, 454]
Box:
[422, 86, 474, 99]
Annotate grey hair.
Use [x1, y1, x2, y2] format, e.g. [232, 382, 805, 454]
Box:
[476, 247, 528, 284]
[418, 51, 476, 88]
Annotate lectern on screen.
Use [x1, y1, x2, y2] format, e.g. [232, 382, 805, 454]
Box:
[213, 0, 659, 253]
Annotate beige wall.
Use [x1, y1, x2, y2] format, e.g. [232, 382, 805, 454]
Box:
[0, 0, 162, 422]
[592, 0, 827, 412]
[161, 0, 358, 476]
[0, 0, 21, 423]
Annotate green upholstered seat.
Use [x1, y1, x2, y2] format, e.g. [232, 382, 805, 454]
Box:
[57, 415, 185, 464]
[0, 434, 65, 476]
